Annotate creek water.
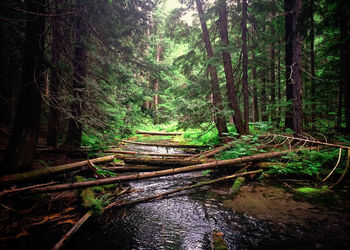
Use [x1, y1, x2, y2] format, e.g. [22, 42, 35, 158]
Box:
[67, 141, 350, 250]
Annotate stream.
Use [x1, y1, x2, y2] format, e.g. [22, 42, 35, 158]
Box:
[67, 141, 350, 249]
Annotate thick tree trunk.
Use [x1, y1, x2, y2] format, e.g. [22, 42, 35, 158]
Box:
[2, 0, 46, 174]
[291, 0, 303, 135]
[195, 0, 228, 140]
[284, 0, 294, 129]
[64, 1, 87, 147]
[242, 0, 249, 133]
[47, 1, 62, 147]
[218, 0, 245, 135]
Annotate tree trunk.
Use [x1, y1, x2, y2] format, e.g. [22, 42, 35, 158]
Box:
[270, 4, 276, 124]
[310, 0, 316, 129]
[251, 51, 259, 122]
[277, 47, 282, 125]
[218, 0, 245, 135]
[284, 0, 294, 129]
[2, 0, 46, 174]
[340, 4, 350, 131]
[64, 1, 88, 147]
[47, 0, 62, 147]
[242, 0, 249, 133]
[291, 0, 303, 135]
[195, 0, 228, 140]
[153, 43, 163, 124]
[261, 74, 268, 121]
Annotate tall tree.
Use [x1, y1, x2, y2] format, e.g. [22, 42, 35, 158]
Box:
[269, 1, 276, 124]
[241, 0, 249, 133]
[284, 0, 294, 129]
[64, 0, 88, 147]
[218, 0, 245, 135]
[195, 0, 228, 140]
[291, 0, 303, 135]
[2, 0, 46, 174]
[339, 1, 350, 131]
[309, 0, 316, 129]
[47, 0, 62, 147]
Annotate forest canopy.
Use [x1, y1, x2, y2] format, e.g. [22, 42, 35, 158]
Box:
[0, 0, 349, 174]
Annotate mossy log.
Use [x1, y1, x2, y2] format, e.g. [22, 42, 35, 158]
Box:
[0, 155, 119, 186]
[135, 130, 183, 136]
[105, 150, 193, 157]
[114, 154, 209, 166]
[0, 146, 318, 197]
[121, 140, 206, 148]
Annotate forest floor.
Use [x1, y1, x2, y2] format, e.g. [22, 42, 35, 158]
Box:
[1, 130, 350, 249]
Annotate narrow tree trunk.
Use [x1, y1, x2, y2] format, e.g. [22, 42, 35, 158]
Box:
[284, 0, 294, 129]
[64, 1, 88, 147]
[291, 0, 303, 135]
[242, 0, 249, 133]
[218, 0, 245, 135]
[2, 0, 46, 174]
[251, 52, 259, 122]
[270, 5, 276, 124]
[310, 0, 316, 129]
[340, 5, 350, 131]
[277, 47, 282, 126]
[153, 43, 162, 124]
[47, 1, 61, 147]
[261, 74, 268, 121]
[195, 0, 228, 140]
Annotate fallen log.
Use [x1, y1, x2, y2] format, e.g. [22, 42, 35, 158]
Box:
[105, 169, 263, 209]
[103, 165, 164, 172]
[105, 149, 193, 157]
[0, 155, 120, 186]
[52, 210, 93, 250]
[122, 140, 205, 148]
[135, 130, 183, 136]
[114, 154, 209, 166]
[0, 146, 319, 197]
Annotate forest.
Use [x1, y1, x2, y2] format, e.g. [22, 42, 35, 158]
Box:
[0, 0, 350, 249]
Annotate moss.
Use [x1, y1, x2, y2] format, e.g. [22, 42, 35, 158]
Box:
[230, 177, 245, 197]
[293, 185, 339, 208]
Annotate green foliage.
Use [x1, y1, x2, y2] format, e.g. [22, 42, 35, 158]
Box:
[218, 135, 263, 160]
[269, 149, 344, 177]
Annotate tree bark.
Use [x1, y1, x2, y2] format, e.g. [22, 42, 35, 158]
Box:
[47, 0, 62, 147]
[309, 0, 316, 129]
[135, 130, 183, 136]
[64, 0, 88, 147]
[242, 0, 250, 133]
[195, 0, 228, 140]
[284, 0, 294, 129]
[251, 51, 259, 122]
[339, 4, 350, 130]
[270, 4, 276, 124]
[291, 0, 303, 135]
[218, 0, 245, 135]
[2, 0, 46, 174]
[261, 74, 268, 121]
